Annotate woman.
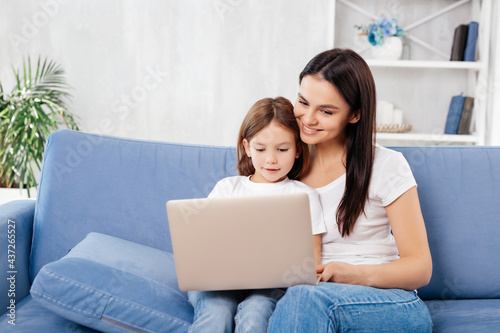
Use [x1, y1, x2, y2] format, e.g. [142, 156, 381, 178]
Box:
[268, 49, 433, 332]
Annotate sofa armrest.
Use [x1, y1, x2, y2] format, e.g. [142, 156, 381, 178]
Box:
[0, 199, 36, 317]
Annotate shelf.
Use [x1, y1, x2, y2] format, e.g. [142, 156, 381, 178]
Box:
[366, 60, 484, 70]
[335, 0, 491, 145]
[376, 132, 480, 144]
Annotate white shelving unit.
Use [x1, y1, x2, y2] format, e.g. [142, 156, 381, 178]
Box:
[376, 132, 480, 144]
[366, 60, 485, 70]
[333, 0, 492, 145]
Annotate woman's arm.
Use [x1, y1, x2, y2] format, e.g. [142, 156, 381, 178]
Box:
[316, 186, 432, 290]
[313, 234, 322, 266]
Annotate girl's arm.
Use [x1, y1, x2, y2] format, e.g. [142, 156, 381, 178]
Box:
[313, 234, 322, 266]
[317, 186, 432, 290]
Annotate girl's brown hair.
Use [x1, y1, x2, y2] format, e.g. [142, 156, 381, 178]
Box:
[237, 97, 309, 180]
[299, 48, 376, 237]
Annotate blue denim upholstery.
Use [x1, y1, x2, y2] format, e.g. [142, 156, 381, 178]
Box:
[2, 295, 99, 333]
[30, 232, 192, 332]
[394, 146, 500, 300]
[0, 129, 499, 332]
[0, 200, 36, 322]
[29, 130, 238, 282]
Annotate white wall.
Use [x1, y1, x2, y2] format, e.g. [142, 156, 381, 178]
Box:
[1, 0, 333, 147]
[1, 0, 498, 147]
[487, 0, 500, 145]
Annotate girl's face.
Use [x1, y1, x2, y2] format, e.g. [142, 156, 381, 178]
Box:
[294, 74, 359, 146]
[243, 120, 300, 183]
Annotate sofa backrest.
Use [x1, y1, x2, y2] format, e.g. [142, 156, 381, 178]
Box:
[394, 146, 500, 300]
[29, 130, 238, 281]
[31, 130, 500, 300]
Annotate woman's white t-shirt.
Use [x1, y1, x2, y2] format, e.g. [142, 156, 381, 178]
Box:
[318, 145, 417, 265]
[208, 176, 327, 235]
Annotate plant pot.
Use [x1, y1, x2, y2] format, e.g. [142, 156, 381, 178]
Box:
[371, 36, 403, 61]
[0, 187, 37, 205]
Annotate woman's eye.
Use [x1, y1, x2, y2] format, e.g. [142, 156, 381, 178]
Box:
[298, 100, 308, 106]
[321, 110, 333, 116]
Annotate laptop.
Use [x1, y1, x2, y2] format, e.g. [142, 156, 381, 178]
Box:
[166, 192, 319, 291]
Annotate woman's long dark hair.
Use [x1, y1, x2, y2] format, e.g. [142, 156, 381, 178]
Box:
[299, 49, 375, 237]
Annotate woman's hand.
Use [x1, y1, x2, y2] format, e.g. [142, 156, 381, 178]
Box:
[316, 262, 365, 285]
[316, 187, 432, 290]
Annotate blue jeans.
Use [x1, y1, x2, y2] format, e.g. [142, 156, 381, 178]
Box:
[188, 288, 285, 333]
[268, 282, 432, 332]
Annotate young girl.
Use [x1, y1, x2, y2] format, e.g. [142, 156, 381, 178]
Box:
[187, 96, 326, 333]
[268, 49, 433, 332]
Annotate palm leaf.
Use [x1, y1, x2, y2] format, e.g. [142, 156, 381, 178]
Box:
[0, 56, 79, 192]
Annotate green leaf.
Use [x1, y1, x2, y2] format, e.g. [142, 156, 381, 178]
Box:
[0, 56, 80, 194]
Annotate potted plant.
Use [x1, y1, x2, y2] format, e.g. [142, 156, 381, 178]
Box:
[0, 56, 79, 198]
[356, 17, 405, 60]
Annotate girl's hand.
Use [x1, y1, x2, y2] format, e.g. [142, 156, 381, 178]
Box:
[316, 262, 364, 285]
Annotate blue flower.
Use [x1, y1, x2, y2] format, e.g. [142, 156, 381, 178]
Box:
[357, 16, 405, 46]
[378, 18, 397, 36]
[368, 29, 383, 46]
[395, 27, 405, 37]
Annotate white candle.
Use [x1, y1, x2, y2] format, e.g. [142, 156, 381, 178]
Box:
[393, 109, 403, 125]
[377, 100, 394, 124]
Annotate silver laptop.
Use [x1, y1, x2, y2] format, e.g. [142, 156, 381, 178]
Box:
[166, 192, 319, 291]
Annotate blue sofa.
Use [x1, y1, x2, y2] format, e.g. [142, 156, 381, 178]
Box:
[1, 129, 499, 332]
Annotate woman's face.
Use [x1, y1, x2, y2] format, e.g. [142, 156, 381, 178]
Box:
[294, 74, 359, 146]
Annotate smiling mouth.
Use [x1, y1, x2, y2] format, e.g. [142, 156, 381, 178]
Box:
[302, 123, 322, 134]
[264, 168, 280, 172]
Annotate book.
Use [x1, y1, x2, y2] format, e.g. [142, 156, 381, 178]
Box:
[444, 94, 465, 134]
[457, 97, 474, 134]
[463, 21, 479, 62]
[450, 24, 468, 61]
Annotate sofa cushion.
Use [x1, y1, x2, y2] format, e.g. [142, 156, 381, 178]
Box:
[0, 295, 99, 332]
[30, 129, 237, 281]
[394, 146, 500, 299]
[424, 299, 500, 332]
[30, 232, 193, 332]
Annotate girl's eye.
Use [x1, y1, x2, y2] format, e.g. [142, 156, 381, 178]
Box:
[255, 148, 265, 152]
[278, 149, 289, 152]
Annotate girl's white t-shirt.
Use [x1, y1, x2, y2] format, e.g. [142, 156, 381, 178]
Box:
[208, 176, 327, 235]
[317, 145, 417, 265]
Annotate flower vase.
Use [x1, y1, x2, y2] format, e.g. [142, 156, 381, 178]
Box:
[371, 36, 403, 60]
